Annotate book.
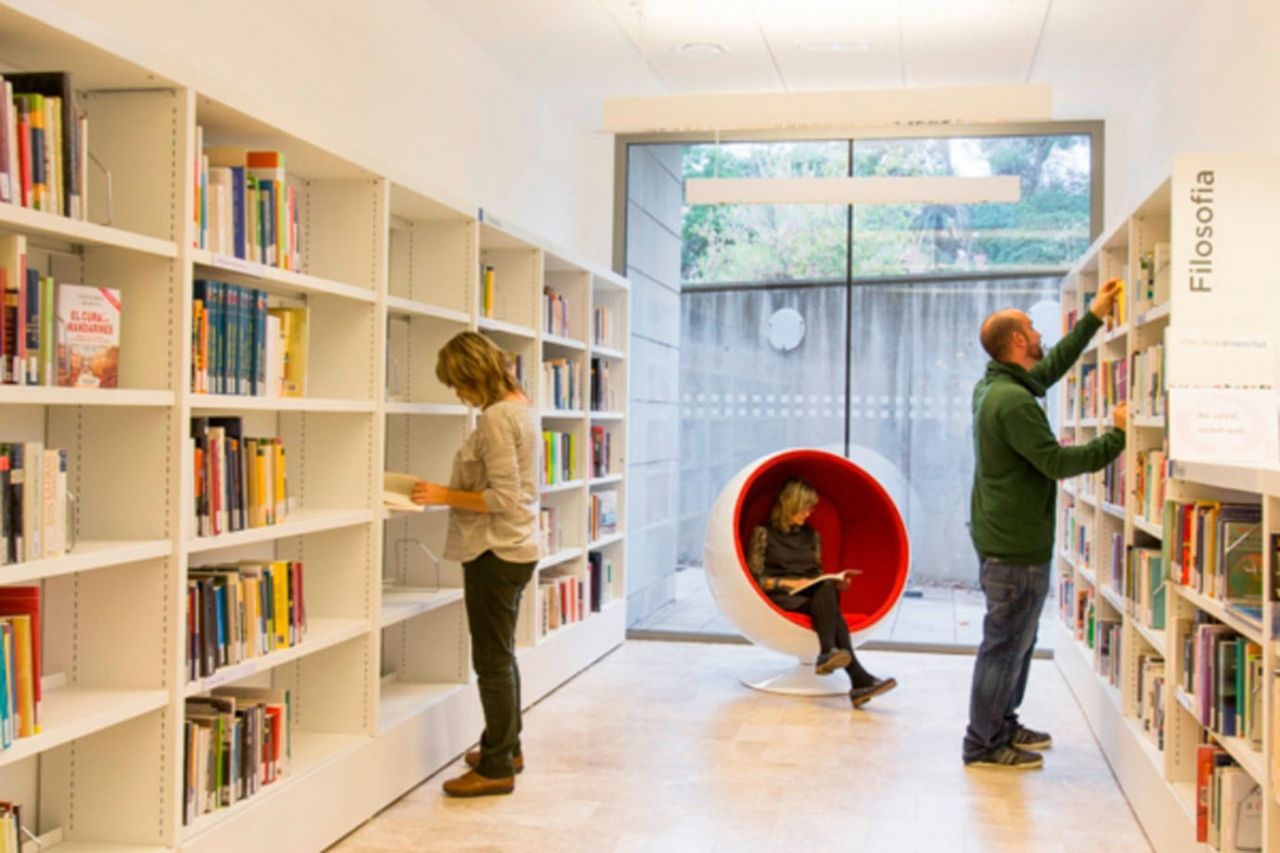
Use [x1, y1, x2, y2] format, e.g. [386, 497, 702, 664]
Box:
[6, 72, 83, 218]
[383, 471, 424, 513]
[57, 284, 120, 388]
[784, 569, 859, 594]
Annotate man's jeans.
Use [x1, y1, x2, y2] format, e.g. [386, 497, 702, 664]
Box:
[963, 558, 1050, 760]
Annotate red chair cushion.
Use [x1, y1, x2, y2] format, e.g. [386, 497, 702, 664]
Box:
[735, 450, 909, 634]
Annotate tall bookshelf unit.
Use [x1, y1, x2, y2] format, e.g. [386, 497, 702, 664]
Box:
[1055, 155, 1280, 853]
[0, 4, 628, 851]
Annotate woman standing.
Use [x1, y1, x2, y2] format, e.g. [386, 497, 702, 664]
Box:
[412, 331, 540, 797]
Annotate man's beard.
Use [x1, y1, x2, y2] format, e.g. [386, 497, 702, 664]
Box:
[1029, 342, 1044, 361]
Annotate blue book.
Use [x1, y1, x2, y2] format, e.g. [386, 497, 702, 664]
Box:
[230, 166, 246, 259]
[214, 584, 227, 666]
[0, 622, 10, 747]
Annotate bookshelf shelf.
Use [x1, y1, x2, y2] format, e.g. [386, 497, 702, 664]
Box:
[0, 687, 169, 770]
[589, 474, 624, 487]
[185, 508, 375, 553]
[539, 479, 585, 495]
[476, 317, 536, 339]
[183, 617, 369, 697]
[1103, 324, 1128, 344]
[0, 388, 175, 407]
[1135, 301, 1171, 326]
[191, 249, 376, 304]
[588, 532, 625, 550]
[537, 546, 583, 571]
[1172, 583, 1264, 645]
[1078, 491, 1098, 508]
[180, 731, 367, 843]
[542, 333, 586, 352]
[1078, 565, 1097, 587]
[1132, 414, 1164, 429]
[377, 681, 465, 735]
[542, 409, 585, 420]
[1124, 716, 1164, 777]
[1061, 484, 1077, 498]
[1132, 516, 1162, 539]
[379, 587, 465, 629]
[0, 202, 179, 258]
[592, 344, 625, 360]
[1211, 732, 1266, 785]
[590, 410, 625, 421]
[1099, 584, 1125, 612]
[2, 539, 172, 585]
[383, 401, 469, 417]
[189, 395, 377, 413]
[1131, 620, 1167, 657]
[1100, 500, 1125, 520]
[1058, 550, 1074, 569]
[1078, 417, 1100, 428]
[1170, 459, 1280, 496]
[384, 295, 469, 325]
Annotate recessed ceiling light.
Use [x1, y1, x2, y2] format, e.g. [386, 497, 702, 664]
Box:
[796, 40, 871, 53]
[677, 42, 729, 57]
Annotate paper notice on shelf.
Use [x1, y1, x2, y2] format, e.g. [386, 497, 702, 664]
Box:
[1164, 327, 1276, 389]
[1167, 387, 1279, 465]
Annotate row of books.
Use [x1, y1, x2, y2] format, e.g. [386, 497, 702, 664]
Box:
[589, 357, 615, 412]
[588, 491, 618, 542]
[183, 686, 291, 825]
[0, 71, 86, 219]
[1134, 447, 1168, 528]
[187, 561, 307, 682]
[1102, 453, 1125, 507]
[0, 587, 41, 749]
[190, 418, 289, 538]
[1126, 546, 1166, 630]
[590, 425, 613, 478]
[194, 136, 300, 270]
[2, 234, 121, 388]
[541, 358, 581, 411]
[543, 286, 570, 338]
[1079, 358, 1126, 419]
[1094, 618, 1121, 688]
[541, 431, 576, 486]
[538, 571, 588, 636]
[592, 307, 615, 349]
[1136, 652, 1165, 751]
[1179, 620, 1263, 746]
[1, 442, 68, 565]
[1136, 244, 1171, 315]
[1130, 343, 1165, 417]
[1060, 501, 1092, 570]
[192, 280, 308, 396]
[1102, 279, 1126, 330]
[1165, 500, 1262, 609]
[1071, 584, 1094, 645]
[587, 551, 612, 611]
[1195, 744, 1261, 850]
[538, 506, 560, 555]
[0, 802, 23, 853]
[480, 265, 496, 319]
[1056, 572, 1075, 627]
[1106, 530, 1124, 594]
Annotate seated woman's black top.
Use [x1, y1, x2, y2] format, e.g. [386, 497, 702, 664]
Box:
[748, 524, 822, 594]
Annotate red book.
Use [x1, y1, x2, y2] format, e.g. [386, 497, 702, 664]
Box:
[15, 99, 31, 208]
[0, 586, 41, 706]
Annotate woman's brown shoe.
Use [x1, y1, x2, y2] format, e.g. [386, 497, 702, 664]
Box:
[465, 750, 524, 773]
[442, 769, 515, 797]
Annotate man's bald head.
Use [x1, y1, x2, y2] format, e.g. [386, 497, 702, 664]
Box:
[980, 309, 1030, 361]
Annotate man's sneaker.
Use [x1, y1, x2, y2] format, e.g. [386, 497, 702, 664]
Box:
[815, 649, 852, 675]
[1011, 726, 1053, 751]
[964, 745, 1044, 771]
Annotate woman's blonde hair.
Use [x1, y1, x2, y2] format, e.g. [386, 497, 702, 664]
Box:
[771, 478, 819, 533]
[435, 331, 521, 408]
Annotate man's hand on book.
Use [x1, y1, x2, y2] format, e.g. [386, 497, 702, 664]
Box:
[1090, 278, 1122, 319]
[411, 481, 448, 505]
[1111, 401, 1128, 431]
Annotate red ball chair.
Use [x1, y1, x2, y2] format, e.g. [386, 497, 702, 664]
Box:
[704, 449, 910, 694]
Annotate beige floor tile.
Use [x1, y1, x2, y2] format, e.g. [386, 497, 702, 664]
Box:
[329, 641, 1151, 853]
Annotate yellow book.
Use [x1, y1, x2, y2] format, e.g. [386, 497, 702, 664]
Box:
[254, 442, 268, 527]
[267, 307, 308, 397]
[271, 561, 291, 648]
[273, 441, 287, 522]
[9, 615, 36, 738]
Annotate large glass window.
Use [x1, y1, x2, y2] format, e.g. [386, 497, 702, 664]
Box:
[626, 130, 1093, 646]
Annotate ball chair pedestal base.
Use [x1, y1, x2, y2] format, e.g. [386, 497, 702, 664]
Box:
[742, 662, 849, 696]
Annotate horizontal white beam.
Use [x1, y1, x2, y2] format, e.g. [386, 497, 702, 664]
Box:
[684, 175, 1022, 205]
[604, 85, 1051, 133]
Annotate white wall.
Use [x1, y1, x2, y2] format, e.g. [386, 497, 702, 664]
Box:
[1103, 0, 1280, 228]
[40, 0, 614, 264]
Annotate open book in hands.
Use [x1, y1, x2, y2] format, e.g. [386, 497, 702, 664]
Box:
[383, 471, 424, 513]
[784, 569, 861, 594]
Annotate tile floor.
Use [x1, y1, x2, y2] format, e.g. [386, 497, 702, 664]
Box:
[631, 567, 1055, 648]
[332, 642, 1150, 852]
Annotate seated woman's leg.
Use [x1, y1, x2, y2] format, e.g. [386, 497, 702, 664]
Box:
[804, 583, 843, 654]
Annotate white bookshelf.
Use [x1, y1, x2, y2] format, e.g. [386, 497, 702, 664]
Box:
[0, 4, 628, 850]
[1054, 157, 1280, 853]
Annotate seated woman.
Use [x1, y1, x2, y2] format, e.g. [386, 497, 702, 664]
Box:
[748, 478, 897, 708]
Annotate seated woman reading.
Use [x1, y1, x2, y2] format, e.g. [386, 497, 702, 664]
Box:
[748, 478, 897, 708]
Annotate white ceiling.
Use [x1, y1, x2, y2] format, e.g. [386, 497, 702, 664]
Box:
[425, 0, 1205, 129]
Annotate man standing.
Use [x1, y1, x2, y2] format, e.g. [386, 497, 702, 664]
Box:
[963, 278, 1127, 770]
